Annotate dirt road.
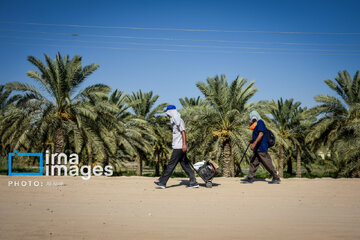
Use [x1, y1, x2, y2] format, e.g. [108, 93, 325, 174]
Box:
[1, 176, 359, 239]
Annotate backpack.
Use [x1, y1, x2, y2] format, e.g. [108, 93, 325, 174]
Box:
[267, 129, 275, 148]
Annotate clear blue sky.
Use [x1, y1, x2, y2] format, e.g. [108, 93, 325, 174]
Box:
[0, 0, 359, 108]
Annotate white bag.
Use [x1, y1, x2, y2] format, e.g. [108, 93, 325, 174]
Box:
[193, 160, 206, 171]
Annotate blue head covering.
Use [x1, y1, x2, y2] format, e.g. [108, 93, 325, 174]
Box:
[164, 105, 176, 112]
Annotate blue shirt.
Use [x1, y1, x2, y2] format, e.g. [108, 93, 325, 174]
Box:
[252, 119, 268, 152]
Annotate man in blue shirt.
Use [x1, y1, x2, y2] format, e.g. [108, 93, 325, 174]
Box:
[243, 111, 281, 184]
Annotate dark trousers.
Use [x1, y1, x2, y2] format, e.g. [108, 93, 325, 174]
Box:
[248, 152, 279, 179]
[159, 149, 197, 185]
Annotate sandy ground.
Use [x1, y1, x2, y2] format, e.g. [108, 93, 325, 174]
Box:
[1, 176, 360, 240]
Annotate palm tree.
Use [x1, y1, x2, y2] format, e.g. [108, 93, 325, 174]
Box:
[0, 85, 17, 155]
[179, 96, 208, 108]
[179, 96, 208, 164]
[292, 108, 317, 178]
[152, 115, 171, 176]
[4, 53, 110, 173]
[126, 90, 166, 175]
[67, 86, 121, 167]
[127, 90, 167, 119]
[0, 85, 12, 114]
[307, 70, 360, 176]
[268, 98, 303, 177]
[183, 75, 257, 177]
[0, 99, 41, 175]
[107, 89, 155, 174]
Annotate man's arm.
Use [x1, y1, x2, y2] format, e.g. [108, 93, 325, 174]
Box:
[181, 130, 187, 152]
[251, 132, 264, 150]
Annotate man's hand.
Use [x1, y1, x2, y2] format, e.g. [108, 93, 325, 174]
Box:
[250, 143, 256, 150]
[251, 132, 264, 151]
[182, 145, 187, 152]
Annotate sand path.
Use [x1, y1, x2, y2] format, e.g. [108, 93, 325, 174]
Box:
[1, 176, 360, 240]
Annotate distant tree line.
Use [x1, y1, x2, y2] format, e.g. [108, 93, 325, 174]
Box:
[0, 53, 359, 177]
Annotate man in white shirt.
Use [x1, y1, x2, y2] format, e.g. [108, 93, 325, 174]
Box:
[154, 105, 199, 189]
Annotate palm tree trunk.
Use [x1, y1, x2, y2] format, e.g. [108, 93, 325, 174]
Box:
[102, 155, 109, 175]
[53, 126, 64, 176]
[155, 152, 160, 176]
[9, 152, 13, 176]
[54, 126, 64, 153]
[296, 147, 302, 178]
[87, 146, 93, 176]
[222, 140, 235, 177]
[137, 156, 142, 176]
[161, 158, 167, 173]
[192, 154, 196, 164]
[235, 161, 243, 177]
[279, 144, 284, 178]
[87, 148, 93, 166]
[287, 157, 293, 174]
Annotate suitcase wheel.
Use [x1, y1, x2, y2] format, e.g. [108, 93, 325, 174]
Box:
[206, 181, 213, 188]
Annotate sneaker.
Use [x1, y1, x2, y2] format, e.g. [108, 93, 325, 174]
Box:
[187, 182, 199, 188]
[154, 181, 166, 189]
[241, 178, 255, 184]
[268, 178, 281, 184]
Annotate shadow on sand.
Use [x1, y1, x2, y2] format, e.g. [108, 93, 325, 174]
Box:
[240, 178, 269, 184]
[166, 180, 221, 188]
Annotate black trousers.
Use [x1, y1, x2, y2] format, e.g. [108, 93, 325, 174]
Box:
[159, 149, 197, 185]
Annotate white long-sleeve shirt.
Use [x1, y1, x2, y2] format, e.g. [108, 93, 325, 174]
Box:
[166, 109, 186, 149]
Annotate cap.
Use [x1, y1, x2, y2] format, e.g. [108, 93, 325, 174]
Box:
[164, 105, 176, 112]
